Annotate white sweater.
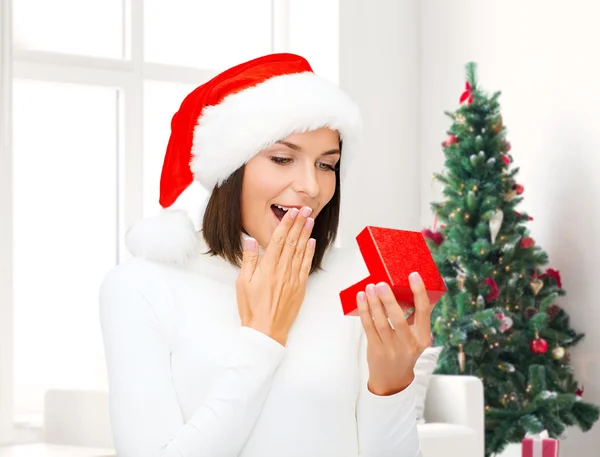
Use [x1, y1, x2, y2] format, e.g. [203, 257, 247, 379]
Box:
[99, 236, 421, 457]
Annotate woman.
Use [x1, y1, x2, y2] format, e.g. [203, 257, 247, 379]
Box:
[100, 53, 432, 457]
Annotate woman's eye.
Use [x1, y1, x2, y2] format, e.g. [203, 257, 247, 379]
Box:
[271, 157, 292, 165]
[317, 162, 337, 172]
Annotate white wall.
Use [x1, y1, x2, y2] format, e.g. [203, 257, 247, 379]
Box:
[338, 0, 421, 247]
[420, 0, 600, 455]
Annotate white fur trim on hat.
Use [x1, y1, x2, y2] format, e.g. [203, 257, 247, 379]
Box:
[191, 71, 362, 190]
[125, 209, 199, 265]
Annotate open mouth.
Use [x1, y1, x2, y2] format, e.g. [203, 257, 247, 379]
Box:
[271, 204, 290, 221]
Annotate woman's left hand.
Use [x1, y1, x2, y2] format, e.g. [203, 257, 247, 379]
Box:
[357, 272, 434, 396]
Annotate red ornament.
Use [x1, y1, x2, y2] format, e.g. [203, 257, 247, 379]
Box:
[576, 386, 584, 397]
[500, 154, 511, 166]
[483, 278, 499, 302]
[422, 228, 444, 246]
[520, 237, 535, 249]
[502, 140, 512, 152]
[442, 134, 459, 147]
[514, 184, 525, 195]
[460, 81, 473, 104]
[514, 211, 534, 221]
[531, 337, 549, 354]
[540, 268, 562, 288]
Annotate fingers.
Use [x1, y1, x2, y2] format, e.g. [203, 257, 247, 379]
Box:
[291, 215, 314, 275]
[410, 272, 433, 346]
[239, 237, 259, 282]
[365, 284, 395, 344]
[261, 207, 300, 267]
[356, 291, 380, 344]
[298, 238, 316, 283]
[278, 206, 313, 270]
[375, 282, 410, 341]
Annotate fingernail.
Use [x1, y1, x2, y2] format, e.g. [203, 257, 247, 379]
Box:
[409, 272, 423, 286]
[357, 291, 367, 303]
[308, 238, 316, 249]
[375, 283, 388, 295]
[366, 284, 376, 297]
[304, 217, 314, 229]
[288, 208, 299, 219]
[301, 206, 313, 217]
[244, 238, 257, 250]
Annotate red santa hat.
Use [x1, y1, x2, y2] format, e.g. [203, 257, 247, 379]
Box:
[126, 53, 362, 264]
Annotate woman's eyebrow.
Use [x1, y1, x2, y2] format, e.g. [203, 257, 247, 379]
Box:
[275, 140, 301, 151]
[275, 141, 340, 156]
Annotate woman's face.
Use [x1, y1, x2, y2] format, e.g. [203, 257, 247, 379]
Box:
[241, 128, 341, 249]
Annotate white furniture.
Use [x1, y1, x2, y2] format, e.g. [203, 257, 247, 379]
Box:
[1, 374, 484, 457]
[0, 390, 117, 457]
[419, 375, 485, 457]
[0, 444, 115, 457]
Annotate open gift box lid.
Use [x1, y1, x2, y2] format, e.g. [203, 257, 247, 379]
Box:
[339, 226, 447, 315]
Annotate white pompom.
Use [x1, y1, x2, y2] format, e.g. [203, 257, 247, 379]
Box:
[125, 208, 199, 264]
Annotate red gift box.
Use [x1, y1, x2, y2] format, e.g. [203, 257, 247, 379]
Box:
[522, 431, 560, 457]
[339, 226, 447, 316]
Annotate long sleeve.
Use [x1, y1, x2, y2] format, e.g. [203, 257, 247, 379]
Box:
[99, 260, 285, 457]
[356, 329, 421, 457]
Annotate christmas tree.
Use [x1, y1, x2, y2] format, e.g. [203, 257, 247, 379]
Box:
[423, 62, 599, 456]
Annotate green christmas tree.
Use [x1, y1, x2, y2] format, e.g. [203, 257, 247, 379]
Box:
[423, 62, 599, 456]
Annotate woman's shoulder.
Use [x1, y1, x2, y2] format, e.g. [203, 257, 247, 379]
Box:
[100, 251, 236, 305]
[101, 257, 177, 289]
[99, 258, 178, 313]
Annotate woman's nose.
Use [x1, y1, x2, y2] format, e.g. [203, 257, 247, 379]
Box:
[293, 165, 320, 197]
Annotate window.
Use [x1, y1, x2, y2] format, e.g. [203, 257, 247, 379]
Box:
[13, 0, 124, 59]
[1, 0, 339, 444]
[144, 0, 273, 70]
[12, 80, 118, 416]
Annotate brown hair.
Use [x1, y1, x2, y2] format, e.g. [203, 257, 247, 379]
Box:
[201, 155, 341, 275]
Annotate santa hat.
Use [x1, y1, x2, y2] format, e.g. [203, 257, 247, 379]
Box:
[126, 53, 362, 264]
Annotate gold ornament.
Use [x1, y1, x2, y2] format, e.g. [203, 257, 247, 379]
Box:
[431, 173, 444, 193]
[530, 279, 544, 296]
[458, 344, 466, 372]
[504, 190, 517, 201]
[455, 114, 466, 125]
[491, 115, 503, 134]
[457, 273, 466, 290]
[552, 346, 566, 360]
